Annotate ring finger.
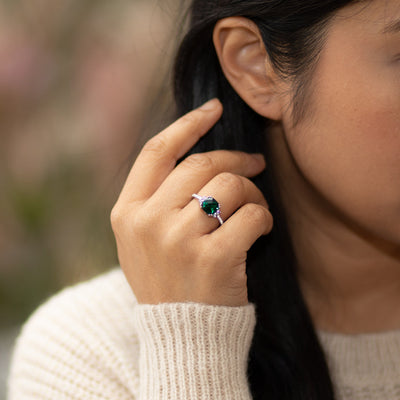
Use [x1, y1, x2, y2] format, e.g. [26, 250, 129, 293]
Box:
[180, 172, 269, 234]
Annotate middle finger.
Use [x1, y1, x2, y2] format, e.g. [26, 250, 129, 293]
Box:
[151, 150, 266, 208]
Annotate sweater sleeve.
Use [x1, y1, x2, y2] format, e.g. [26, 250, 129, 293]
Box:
[132, 302, 256, 400]
[7, 269, 256, 400]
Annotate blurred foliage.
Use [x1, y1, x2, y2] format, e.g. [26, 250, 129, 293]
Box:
[0, 156, 117, 327]
[0, 0, 180, 327]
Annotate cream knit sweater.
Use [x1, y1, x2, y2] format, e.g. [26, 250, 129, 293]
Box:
[6, 267, 400, 399]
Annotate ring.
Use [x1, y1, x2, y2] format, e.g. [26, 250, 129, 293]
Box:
[192, 194, 224, 225]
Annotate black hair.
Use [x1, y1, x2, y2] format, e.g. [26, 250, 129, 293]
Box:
[171, 1, 366, 399]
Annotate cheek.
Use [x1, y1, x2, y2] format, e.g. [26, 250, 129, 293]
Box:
[285, 74, 400, 241]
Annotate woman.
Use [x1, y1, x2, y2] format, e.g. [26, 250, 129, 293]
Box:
[7, 0, 400, 399]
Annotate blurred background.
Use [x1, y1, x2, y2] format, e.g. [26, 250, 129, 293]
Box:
[0, 0, 182, 397]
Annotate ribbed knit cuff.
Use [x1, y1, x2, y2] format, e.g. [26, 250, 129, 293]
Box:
[132, 302, 256, 400]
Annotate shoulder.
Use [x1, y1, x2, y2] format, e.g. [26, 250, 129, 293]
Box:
[7, 267, 140, 399]
[13, 267, 139, 347]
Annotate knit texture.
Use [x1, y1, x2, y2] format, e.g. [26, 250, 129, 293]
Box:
[7, 267, 400, 399]
[317, 329, 400, 398]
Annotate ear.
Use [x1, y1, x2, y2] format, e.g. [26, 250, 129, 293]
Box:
[213, 17, 287, 121]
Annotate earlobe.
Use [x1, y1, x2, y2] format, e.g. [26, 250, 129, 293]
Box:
[213, 17, 284, 121]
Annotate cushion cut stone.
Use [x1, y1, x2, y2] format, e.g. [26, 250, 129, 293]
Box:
[201, 197, 220, 215]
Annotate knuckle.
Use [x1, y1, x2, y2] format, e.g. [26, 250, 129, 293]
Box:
[242, 203, 267, 223]
[142, 135, 168, 155]
[110, 205, 124, 230]
[182, 153, 214, 172]
[179, 111, 199, 126]
[216, 172, 244, 193]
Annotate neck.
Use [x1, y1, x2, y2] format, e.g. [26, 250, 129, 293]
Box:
[294, 213, 400, 334]
[267, 123, 400, 334]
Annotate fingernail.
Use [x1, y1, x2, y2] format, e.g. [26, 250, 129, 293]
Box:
[199, 98, 219, 110]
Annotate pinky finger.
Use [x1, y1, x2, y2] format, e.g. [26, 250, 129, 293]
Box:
[210, 203, 273, 253]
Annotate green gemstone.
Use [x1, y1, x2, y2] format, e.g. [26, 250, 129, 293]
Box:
[201, 197, 220, 215]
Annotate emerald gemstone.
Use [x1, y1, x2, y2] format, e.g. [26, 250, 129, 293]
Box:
[201, 197, 220, 215]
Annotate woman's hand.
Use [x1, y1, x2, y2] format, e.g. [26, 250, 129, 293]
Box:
[110, 98, 273, 307]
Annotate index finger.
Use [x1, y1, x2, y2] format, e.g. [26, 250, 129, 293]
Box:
[118, 98, 223, 203]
